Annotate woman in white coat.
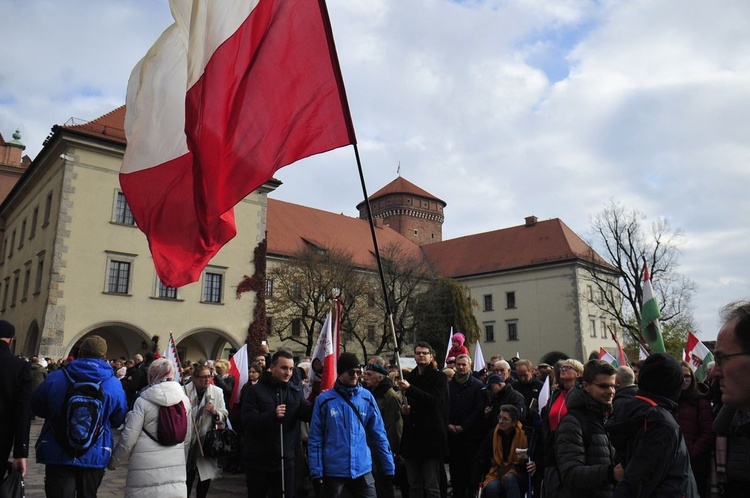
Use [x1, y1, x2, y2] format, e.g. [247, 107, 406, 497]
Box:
[109, 358, 192, 497]
[184, 363, 228, 498]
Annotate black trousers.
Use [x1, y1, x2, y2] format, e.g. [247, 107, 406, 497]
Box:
[187, 465, 211, 498]
[44, 465, 105, 498]
[245, 462, 295, 498]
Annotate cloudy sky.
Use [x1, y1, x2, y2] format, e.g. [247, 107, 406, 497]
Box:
[2, 0, 748, 340]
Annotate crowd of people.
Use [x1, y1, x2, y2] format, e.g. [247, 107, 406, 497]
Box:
[1, 300, 750, 497]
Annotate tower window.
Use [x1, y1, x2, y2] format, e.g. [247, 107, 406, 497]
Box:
[413, 229, 418, 235]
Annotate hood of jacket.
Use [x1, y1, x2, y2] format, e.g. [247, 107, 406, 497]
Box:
[139, 380, 186, 407]
[65, 357, 116, 383]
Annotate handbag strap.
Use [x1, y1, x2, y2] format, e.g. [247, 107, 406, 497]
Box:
[334, 385, 366, 427]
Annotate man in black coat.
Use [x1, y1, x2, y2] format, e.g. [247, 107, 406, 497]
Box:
[446, 354, 485, 498]
[242, 348, 312, 497]
[396, 342, 449, 498]
[608, 353, 698, 497]
[0, 320, 31, 477]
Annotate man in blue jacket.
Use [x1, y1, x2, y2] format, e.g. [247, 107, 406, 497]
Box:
[308, 352, 395, 498]
[32, 335, 128, 498]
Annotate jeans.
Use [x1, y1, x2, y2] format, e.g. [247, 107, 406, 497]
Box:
[482, 473, 521, 498]
[322, 472, 377, 498]
[404, 458, 441, 498]
[44, 465, 105, 498]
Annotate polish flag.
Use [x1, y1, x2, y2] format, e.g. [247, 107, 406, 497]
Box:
[312, 312, 337, 391]
[120, 0, 356, 287]
[162, 331, 183, 384]
[228, 343, 249, 406]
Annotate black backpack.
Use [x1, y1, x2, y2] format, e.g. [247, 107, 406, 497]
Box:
[143, 402, 188, 446]
[53, 369, 105, 457]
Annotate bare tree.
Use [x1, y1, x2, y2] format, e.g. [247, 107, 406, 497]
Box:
[584, 200, 696, 348]
[267, 246, 368, 356]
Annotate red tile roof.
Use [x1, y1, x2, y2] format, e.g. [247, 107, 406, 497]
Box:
[422, 218, 614, 278]
[359, 176, 446, 207]
[58, 106, 127, 144]
[267, 198, 424, 269]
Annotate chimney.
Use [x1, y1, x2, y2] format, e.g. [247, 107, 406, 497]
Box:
[525, 215, 538, 227]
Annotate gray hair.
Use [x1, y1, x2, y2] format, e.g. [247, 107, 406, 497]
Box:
[148, 358, 176, 384]
[456, 354, 472, 365]
[616, 366, 635, 387]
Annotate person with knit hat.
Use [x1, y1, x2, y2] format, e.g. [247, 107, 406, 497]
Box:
[607, 353, 698, 497]
[0, 320, 31, 478]
[31, 334, 128, 497]
[308, 352, 395, 497]
[446, 333, 470, 365]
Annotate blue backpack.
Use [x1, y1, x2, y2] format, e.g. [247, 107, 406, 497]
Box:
[53, 369, 105, 457]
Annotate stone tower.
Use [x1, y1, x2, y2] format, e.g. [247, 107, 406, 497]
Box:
[356, 176, 446, 245]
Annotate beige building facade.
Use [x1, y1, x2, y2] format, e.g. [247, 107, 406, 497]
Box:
[0, 108, 267, 361]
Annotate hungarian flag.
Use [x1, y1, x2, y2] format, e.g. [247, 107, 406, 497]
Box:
[228, 343, 249, 406]
[312, 300, 341, 391]
[120, 0, 356, 287]
[685, 332, 714, 382]
[641, 264, 666, 353]
[162, 331, 183, 384]
[608, 328, 629, 367]
[599, 347, 619, 367]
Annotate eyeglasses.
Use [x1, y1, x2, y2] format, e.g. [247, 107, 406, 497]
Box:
[347, 369, 362, 377]
[560, 365, 578, 372]
[714, 352, 750, 368]
[592, 383, 616, 390]
[414, 351, 432, 356]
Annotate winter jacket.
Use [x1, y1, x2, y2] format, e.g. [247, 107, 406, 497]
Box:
[400, 364, 449, 460]
[448, 374, 486, 438]
[677, 394, 713, 477]
[308, 381, 395, 479]
[369, 377, 403, 458]
[30, 362, 47, 392]
[31, 358, 128, 468]
[713, 406, 750, 483]
[612, 384, 637, 421]
[0, 340, 31, 461]
[110, 381, 192, 497]
[513, 378, 544, 410]
[607, 392, 698, 498]
[482, 382, 527, 436]
[241, 371, 312, 470]
[555, 386, 617, 498]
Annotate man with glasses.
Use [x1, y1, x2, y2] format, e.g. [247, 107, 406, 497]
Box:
[308, 352, 394, 498]
[712, 301, 750, 497]
[396, 342, 449, 498]
[608, 353, 696, 497]
[555, 359, 623, 497]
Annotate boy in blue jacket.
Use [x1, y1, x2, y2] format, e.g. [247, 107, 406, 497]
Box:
[32, 335, 128, 498]
[308, 352, 395, 498]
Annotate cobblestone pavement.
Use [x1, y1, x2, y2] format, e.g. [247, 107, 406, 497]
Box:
[23, 418, 247, 497]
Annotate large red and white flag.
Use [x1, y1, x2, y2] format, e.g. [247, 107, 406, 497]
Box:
[162, 331, 183, 384]
[120, 0, 356, 287]
[312, 300, 341, 391]
[228, 343, 249, 407]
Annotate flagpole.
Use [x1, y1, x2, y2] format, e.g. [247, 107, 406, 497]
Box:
[352, 143, 403, 379]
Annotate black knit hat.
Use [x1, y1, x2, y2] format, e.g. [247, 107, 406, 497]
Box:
[366, 363, 389, 376]
[0, 320, 15, 339]
[638, 352, 684, 402]
[337, 352, 360, 374]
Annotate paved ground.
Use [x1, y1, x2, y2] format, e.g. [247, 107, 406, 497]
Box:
[23, 418, 247, 497]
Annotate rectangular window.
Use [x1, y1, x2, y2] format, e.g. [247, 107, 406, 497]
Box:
[265, 278, 274, 297]
[107, 260, 131, 294]
[601, 321, 608, 339]
[157, 280, 178, 299]
[291, 283, 302, 299]
[291, 319, 301, 337]
[507, 322, 518, 341]
[266, 316, 273, 335]
[483, 294, 493, 311]
[2, 277, 8, 311]
[30, 207, 38, 239]
[1, 239, 6, 263]
[113, 191, 136, 225]
[19, 220, 26, 248]
[367, 325, 376, 342]
[43, 192, 53, 226]
[35, 256, 44, 294]
[11, 271, 19, 307]
[590, 319, 597, 338]
[485, 324, 495, 342]
[588, 285, 594, 301]
[367, 293, 375, 307]
[203, 272, 223, 303]
[598, 290, 605, 305]
[22, 263, 31, 301]
[506, 291, 516, 309]
[9, 231, 15, 258]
